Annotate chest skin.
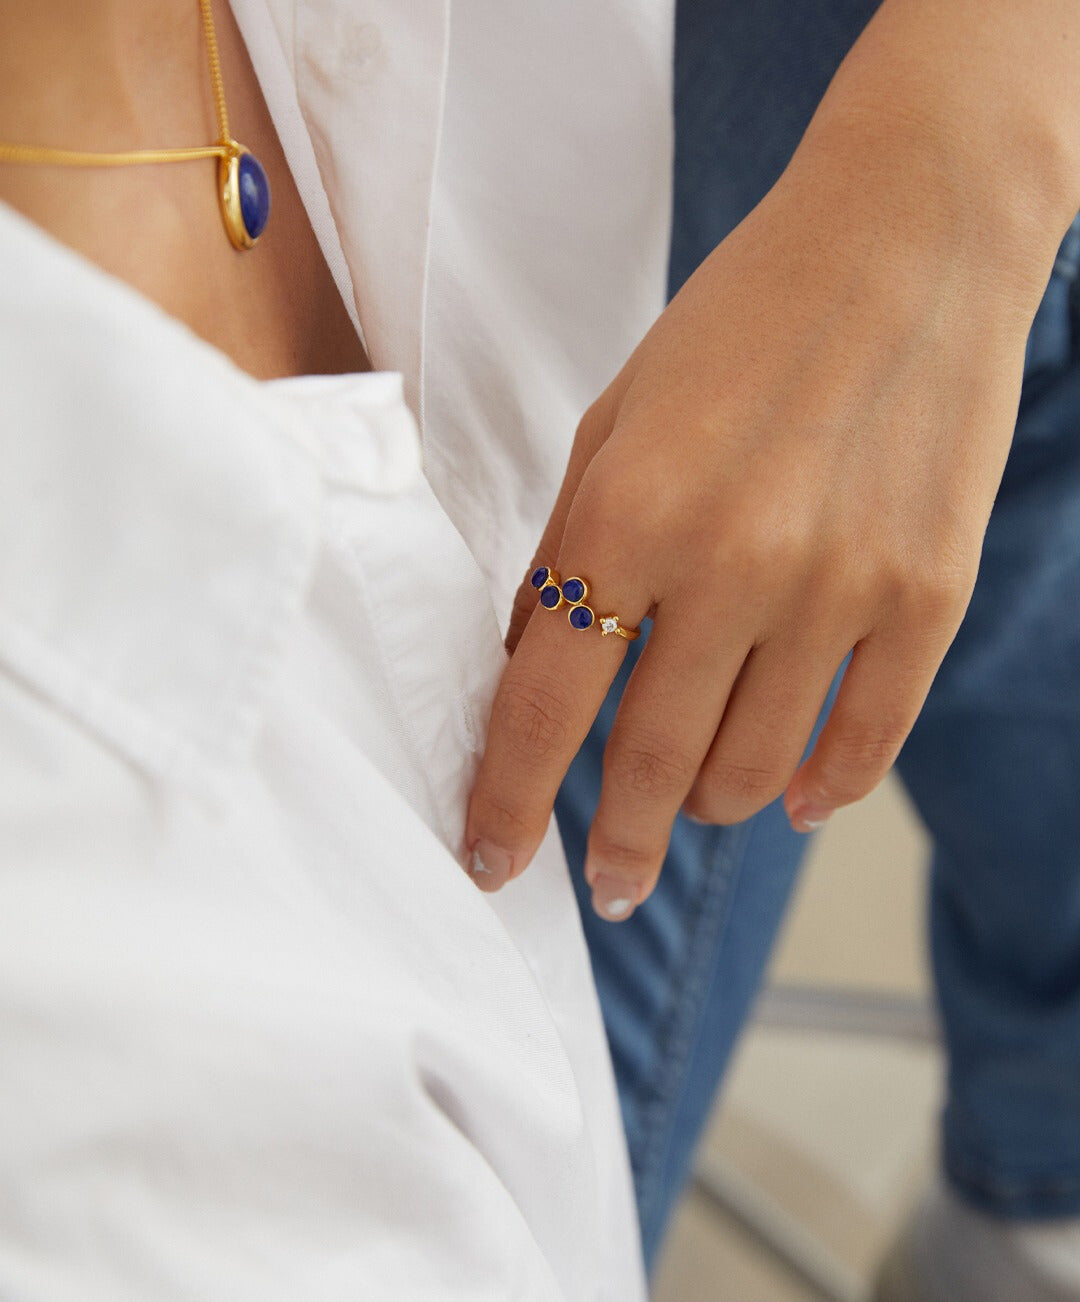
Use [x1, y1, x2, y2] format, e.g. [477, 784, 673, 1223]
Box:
[0, 3, 370, 381]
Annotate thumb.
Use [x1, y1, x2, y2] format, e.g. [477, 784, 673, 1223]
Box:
[503, 392, 620, 656]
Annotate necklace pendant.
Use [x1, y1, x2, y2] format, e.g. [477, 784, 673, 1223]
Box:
[218, 142, 271, 250]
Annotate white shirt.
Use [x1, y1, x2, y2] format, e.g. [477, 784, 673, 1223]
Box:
[0, 2, 674, 1299]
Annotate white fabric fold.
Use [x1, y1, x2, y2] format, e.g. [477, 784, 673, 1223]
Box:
[0, 0, 674, 1295]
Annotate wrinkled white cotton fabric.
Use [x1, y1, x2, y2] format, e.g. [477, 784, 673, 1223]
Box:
[0, 2, 673, 1299]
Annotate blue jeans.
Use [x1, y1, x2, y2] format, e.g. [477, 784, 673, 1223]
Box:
[554, 0, 1080, 1273]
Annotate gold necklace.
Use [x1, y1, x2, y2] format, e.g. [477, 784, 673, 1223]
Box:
[0, 0, 270, 251]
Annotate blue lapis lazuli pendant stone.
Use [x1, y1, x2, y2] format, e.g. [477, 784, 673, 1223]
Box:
[568, 605, 595, 630]
[219, 144, 271, 250]
[238, 152, 271, 241]
[530, 566, 550, 589]
[561, 577, 586, 604]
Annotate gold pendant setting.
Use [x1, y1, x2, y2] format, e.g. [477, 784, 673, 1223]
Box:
[218, 142, 271, 250]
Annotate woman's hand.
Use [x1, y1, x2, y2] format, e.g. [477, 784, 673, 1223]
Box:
[465, 92, 1063, 920]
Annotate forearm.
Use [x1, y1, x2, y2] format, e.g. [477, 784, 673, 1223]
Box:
[789, 0, 1080, 319]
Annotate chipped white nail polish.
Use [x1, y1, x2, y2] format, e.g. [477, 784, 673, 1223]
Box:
[604, 897, 632, 918]
[469, 838, 513, 888]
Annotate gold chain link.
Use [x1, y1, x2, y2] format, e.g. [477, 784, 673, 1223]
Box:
[198, 0, 230, 145]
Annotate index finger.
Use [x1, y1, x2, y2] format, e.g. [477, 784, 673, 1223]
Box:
[465, 562, 648, 891]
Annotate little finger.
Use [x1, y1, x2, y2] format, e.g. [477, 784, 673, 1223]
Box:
[684, 633, 850, 826]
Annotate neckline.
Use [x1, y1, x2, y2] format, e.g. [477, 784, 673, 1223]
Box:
[0, 196, 375, 397]
[0, 0, 372, 391]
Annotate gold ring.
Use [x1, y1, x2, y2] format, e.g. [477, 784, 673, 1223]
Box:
[528, 567, 641, 640]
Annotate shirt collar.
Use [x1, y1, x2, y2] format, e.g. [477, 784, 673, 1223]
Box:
[0, 202, 325, 797]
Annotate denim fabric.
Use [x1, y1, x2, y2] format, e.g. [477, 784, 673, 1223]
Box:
[553, 0, 1080, 1272]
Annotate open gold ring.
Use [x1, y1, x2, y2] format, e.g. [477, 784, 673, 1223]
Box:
[528, 567, 641, 640]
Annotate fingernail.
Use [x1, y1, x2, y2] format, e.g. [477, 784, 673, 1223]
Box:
[591, 874, 641, 922]
[790, 804, 832, 834]
[470, 839, 513, 890]
[683, 810, 710, 826]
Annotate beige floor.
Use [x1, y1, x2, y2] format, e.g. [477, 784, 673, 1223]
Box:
[651, 774, 941, 1302]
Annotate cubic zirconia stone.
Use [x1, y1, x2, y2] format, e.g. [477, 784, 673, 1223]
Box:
[600, 617, 619, 634]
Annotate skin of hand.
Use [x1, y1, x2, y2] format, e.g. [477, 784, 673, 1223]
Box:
[466, 0, 1080, 920]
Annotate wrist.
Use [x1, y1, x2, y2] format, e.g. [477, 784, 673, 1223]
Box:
[786, 105, 1065, 332]
[786, 3, 1080, 327]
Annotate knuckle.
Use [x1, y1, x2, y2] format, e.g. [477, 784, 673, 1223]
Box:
[914, 563, 973, 623]
[577, 390, 618, 440]
[745, 516, 810, 575]
[700, 517, 815, 610]
[832, 728, 900, 768]
[884, 549, 975, 628]
[497, 671, 572, 763]
[584, 419, 700, 544]
[734, 495, 813, 565]
[587, 834, 660, 881]
[605, 729, 697, 802]
[469, 790, 537, 848]
[692, 757, 784, 821]
[812, 726, 904, 802]
[584, 462, 667, 550]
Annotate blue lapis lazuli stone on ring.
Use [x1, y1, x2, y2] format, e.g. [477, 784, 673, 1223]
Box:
[218, 144, 271, 250]
[560, 577, 587, 604]
[534, 567, 565, 610]
[528, 566, 642, 640]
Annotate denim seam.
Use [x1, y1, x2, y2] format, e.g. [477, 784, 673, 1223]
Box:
[946, 1140, 1080, 1211]
[632, 818, 754, 1234]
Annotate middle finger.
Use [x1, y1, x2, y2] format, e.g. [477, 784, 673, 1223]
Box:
[585, 590, 755, 920]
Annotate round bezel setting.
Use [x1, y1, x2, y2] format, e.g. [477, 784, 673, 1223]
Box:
[561, 576, 588, 605]
[218, 144, 271, 249]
